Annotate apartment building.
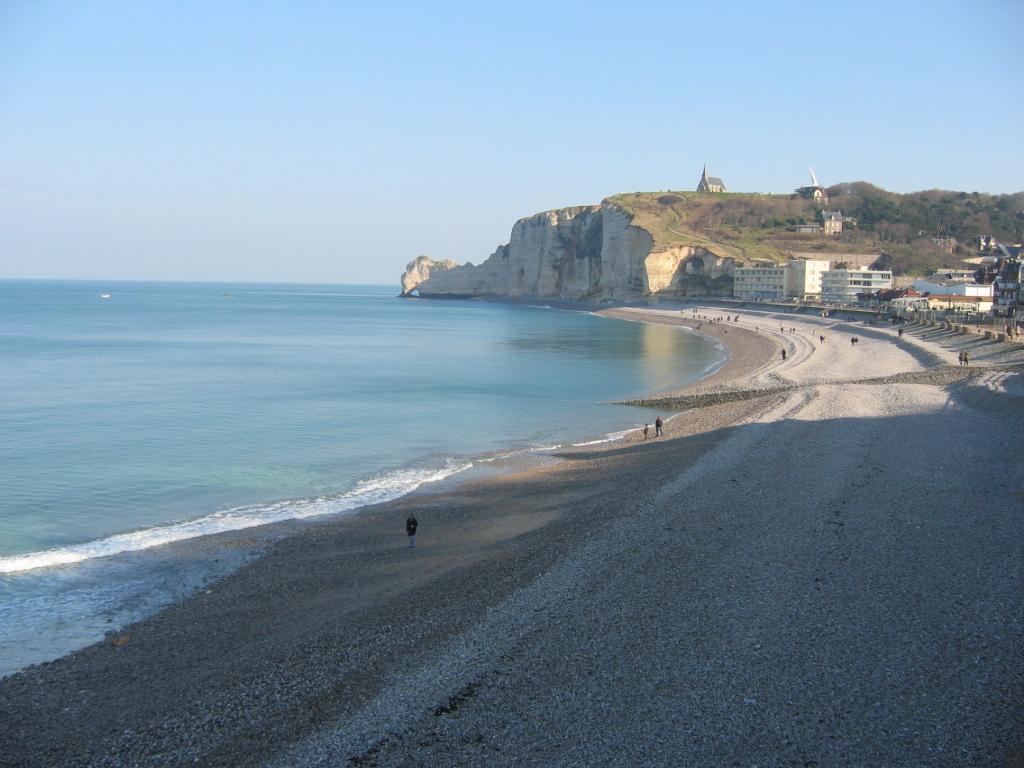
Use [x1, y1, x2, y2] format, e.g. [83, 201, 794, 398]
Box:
[732, 265, 787, 300]
[786, 259, 831, 298]
[821, 267, 893, 302]
[732, 259, 831, 301]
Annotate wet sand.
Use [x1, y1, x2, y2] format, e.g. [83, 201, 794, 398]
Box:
[2, 307, 1022, 767]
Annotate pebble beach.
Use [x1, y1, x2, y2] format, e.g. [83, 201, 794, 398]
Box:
[2, 305, 1022, 767]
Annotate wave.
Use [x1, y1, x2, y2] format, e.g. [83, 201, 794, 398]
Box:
[0, 461, 472, 576]
[571, 429, 633, 447]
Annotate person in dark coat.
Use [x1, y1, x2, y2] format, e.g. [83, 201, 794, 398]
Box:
[654, 416, 663, 437]
[406, 513, 418, 548]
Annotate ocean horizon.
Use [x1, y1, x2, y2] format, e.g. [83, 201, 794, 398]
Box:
[0, 279, 725, 675]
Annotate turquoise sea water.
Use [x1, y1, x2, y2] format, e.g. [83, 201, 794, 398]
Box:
[0, 280, 724, 674]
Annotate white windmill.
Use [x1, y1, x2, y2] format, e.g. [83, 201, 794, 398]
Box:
[805, 167, 827, 203]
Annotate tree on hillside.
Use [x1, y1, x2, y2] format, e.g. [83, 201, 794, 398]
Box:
[828, 182, 1024, 243]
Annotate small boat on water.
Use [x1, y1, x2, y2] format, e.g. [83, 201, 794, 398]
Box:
[100, 293, 112, 299]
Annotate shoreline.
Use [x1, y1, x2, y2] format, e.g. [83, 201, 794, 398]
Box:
[2, 306, 1022, 766]
[0, 304, 733, 676]
[596, 306, 780, 393]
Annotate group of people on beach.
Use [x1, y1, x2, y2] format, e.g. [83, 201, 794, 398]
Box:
[692, 314, 742, 335]
[692, 311, 739, 325]
[642, 416, 663, 440]
[958, 350, 970, 367]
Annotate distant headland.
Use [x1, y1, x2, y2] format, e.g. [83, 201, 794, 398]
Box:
[400, 169, 1024, 303]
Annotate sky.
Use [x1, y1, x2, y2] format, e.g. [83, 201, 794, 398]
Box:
[2, 0, 1022, 284]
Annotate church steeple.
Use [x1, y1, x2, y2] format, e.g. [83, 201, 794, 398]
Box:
[696, 165, 726, 193]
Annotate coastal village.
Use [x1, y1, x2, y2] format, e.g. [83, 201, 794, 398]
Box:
[697, 166, 1023, 328]
[5, 2, 1021, 765]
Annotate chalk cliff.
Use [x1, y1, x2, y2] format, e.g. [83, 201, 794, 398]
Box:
[400, 202, 736, 301]
[400, 255, 460, 297]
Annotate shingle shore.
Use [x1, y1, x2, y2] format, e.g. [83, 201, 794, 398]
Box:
[1, 309, 1021, 767]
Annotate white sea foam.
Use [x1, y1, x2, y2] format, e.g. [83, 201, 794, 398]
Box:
[0, 461, 472, 575]
[570, 429, 632, 447]
[605, 428, 636, 441]
[476, 451, 518, 463]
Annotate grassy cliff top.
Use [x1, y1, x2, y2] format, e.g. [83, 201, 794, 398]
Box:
[604, 183, 1024, 274]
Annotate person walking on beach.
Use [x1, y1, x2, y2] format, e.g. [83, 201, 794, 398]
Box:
[643, 423, 650, 440]
[898, 327, 904, 338]
[655, 416, 663, 437]
[780, 348, 787, 361]
[962, 350, 969, 367]
[819, 334, 825, 344]
[406, 513, 418, 548]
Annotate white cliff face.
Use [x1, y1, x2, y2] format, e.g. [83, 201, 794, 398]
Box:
[644, 245, 736, 295]
[400, 255, 460, 296]
[400, 204, 735, 301]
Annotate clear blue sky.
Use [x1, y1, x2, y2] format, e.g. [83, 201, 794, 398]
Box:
[2, 0, 1021, 284]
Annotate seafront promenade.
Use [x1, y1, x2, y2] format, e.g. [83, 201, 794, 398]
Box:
[2, 305, 1021, 767]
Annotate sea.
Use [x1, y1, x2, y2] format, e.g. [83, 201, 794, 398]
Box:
[0, 280, 725, 675]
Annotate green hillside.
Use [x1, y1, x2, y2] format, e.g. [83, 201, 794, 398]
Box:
[606, 184, 1024, 276]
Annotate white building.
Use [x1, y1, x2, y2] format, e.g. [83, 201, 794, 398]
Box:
[911, 278, 993, 298]
[786, 258, 831, 297]
[821, 267, 893, 302]
[696, 165, 727, 193]
[732, 264, 787, 300]
[910, 278, 993, 312]
[733, 259, 831, 300]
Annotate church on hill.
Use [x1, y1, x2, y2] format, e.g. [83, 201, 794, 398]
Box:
[696, 165, 727, 193]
